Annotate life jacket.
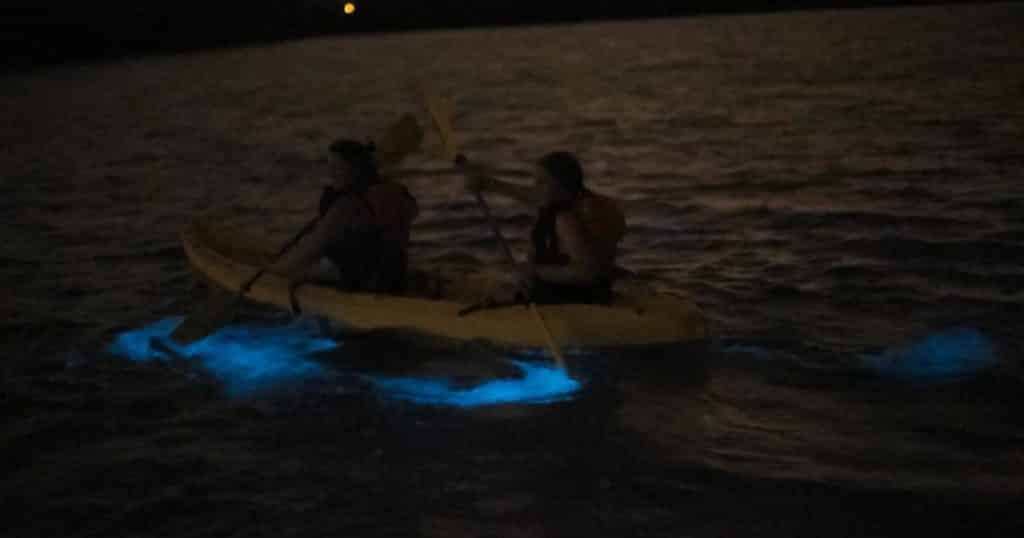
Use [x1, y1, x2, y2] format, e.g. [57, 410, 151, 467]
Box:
[531, 189, 625, 266]
[318, 181, 417, 294]
[529, 189, 625, 303]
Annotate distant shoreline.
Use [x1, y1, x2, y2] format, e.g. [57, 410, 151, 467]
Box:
[0, 0, 993, 75]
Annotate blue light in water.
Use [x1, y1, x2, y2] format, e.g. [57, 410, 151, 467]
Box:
[107, 316, 336, 396]
[365, 360, 581, 408]
[864, 328, 996, 381]
[722, 343, 773, 359]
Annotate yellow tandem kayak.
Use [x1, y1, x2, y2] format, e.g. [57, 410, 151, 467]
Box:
[181, 221, 707, 349]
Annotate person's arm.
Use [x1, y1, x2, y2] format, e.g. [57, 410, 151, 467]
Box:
[531, 214, 609, 285]
[463, 164, 535, 207]
[479, 176, 534, 206]
[269, 202, 350, 279]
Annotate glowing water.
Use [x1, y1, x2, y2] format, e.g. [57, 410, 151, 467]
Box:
[722, 343, 773, 359]
[865, 328, 996, 381]
[107, 318, 580, 405]
[107, 317, 336, 396]
[365, 360, 582, 408]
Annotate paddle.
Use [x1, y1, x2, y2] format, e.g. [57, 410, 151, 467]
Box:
[424, 94, 567, 369]
[170, 113, 424, 345]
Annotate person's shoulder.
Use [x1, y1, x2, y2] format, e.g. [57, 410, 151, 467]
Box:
[581, 190, 624, 219]
[367, 181, 418, 218]
[322, 193, 365, 219]
[369, 180, 415, 199]
[577, 190, 626, 240]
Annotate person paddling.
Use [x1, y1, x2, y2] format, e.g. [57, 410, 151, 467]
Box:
[463, 151, 625, 304]
[270, 139, 418, 294]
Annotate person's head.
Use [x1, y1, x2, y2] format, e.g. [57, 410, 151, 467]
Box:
[534, 151, 584, 208]
[327, 138, 378, 191]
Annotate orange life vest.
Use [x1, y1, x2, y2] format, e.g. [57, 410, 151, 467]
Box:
[531, 189, 625, 266]
[365, 182, 418, 244]
[318, 181, 418, 293]
[575, 190, 626, 255]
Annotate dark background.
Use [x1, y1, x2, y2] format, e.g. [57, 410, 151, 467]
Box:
[0, 1, 996, 73]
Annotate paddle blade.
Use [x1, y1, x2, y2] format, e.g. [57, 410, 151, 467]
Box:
[375, 113, 423, 169]
[169, 287, 240, 345]
[425, 94, 459, 162]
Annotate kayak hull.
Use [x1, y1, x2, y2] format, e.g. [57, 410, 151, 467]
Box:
[181, 221, 707, 350]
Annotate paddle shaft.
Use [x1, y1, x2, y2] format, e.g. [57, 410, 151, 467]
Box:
[172, 114, 423, 345]
[168, 215, 320, 344]
[237, 112, 421, 296]
[472, 191, 515, 264]
[424, 93, 566, 368]
[468, 173, 567, 369]
[240, 215, 319, 295]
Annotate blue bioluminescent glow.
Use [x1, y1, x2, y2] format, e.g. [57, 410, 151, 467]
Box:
[722, 343, 773, 359]
[864, 327, 996, 381]
[107, 317, 336, 396]
[365, 360, 581, 408]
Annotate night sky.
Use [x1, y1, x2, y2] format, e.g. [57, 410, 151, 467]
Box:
[1, 0, 984, 72]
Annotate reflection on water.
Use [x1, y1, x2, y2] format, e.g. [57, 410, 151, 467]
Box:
[863, 327, 997, 381]
[107, 317, 334, 396]
[107, 317, 583, 407]
[363, 359, 582, 407]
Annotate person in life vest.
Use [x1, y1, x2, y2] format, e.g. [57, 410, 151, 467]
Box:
[463, 151, 625, 304]
[270, 139, 418, 294]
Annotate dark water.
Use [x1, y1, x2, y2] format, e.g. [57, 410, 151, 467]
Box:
[3, 4, 1023, 536]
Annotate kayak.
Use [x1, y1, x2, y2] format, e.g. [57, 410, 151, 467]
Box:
[181, 220, 707, 349]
